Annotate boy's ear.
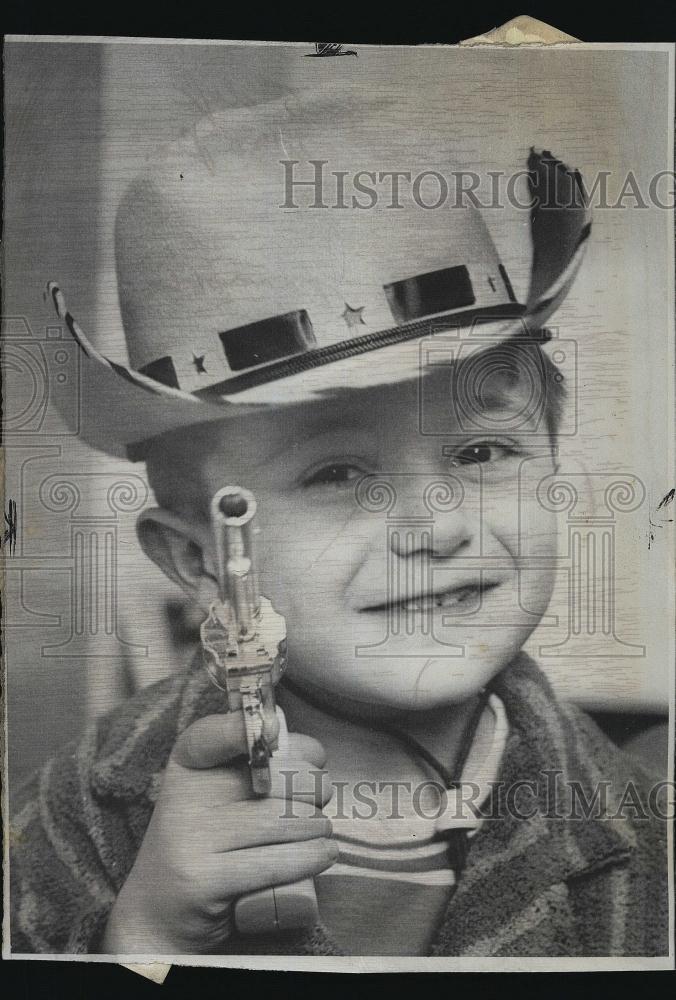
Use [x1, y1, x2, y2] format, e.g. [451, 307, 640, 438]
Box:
[136, 508, 218, 611]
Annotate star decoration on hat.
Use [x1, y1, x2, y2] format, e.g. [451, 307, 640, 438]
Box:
[341, 303, 366, 329]
[192, 353, 208, 374]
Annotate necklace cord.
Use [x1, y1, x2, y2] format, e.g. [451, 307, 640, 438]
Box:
[279, 676, 493, 876]
[280, 677, 490, 876]
[279, 676, 491, 789]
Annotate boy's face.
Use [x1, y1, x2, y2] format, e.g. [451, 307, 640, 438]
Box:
[159, 358, 559, 715]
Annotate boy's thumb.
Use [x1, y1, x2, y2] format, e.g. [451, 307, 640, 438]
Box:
[170, 707, 326, 771]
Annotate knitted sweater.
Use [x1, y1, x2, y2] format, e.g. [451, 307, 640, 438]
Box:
[8, 652, 669, 957]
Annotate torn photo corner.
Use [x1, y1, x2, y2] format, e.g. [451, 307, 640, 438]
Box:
[2, 33, 674, 974]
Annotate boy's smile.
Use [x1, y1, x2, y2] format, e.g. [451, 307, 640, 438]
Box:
[361, 577, 503, 614]
[143, 353, 560, 717]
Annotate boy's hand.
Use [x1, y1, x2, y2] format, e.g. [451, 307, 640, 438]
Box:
[102, 710, 334, 954]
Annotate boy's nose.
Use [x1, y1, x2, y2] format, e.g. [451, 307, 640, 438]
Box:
[375, 473, 474, 560]
[348, 481, 477, 611]
[388, 514, 472, 560]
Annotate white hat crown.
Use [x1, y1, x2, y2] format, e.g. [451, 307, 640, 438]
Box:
[47, 90, 590, 457]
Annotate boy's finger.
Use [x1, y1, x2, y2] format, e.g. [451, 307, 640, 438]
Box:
[208, 838, 339, 898]
[172, 714, 327, 772]
[277, 734, 327, 768]
[163, 753, 330, 807]
[268, 755, 332, 806]
[171, 713, 249, 769]
[206, 799, 332, 851]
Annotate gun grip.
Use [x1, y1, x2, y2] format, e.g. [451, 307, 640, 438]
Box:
[234, 879, 319, 935]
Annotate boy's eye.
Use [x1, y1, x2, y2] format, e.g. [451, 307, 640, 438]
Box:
[449, 441, 517, 468]
[302, 463, 365, 488]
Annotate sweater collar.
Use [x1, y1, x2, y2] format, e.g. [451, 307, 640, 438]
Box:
[428, 653, 636, 955]
[90, 648, 222, 800]
[91, 648, 635, 952]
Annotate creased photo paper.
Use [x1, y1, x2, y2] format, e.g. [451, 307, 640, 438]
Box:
[2, 37, 674, 972]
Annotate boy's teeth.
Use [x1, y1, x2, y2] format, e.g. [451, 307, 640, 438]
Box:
[399, 585, 478, 611]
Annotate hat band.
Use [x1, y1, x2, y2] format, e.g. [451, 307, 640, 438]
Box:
[195, 302, 527, 399]
[135, 261, 521, 396]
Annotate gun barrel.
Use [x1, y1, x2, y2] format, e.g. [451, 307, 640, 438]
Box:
[210, 486, 260, 636]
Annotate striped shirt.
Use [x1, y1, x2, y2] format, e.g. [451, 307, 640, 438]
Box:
[315, 694, 509, 954]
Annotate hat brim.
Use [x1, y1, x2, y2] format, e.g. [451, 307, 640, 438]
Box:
[47, 231, 587, 462]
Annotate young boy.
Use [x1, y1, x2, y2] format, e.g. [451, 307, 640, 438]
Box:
[10, 91, 668, 958]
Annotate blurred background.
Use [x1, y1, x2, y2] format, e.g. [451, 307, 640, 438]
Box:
[4, 40, 673, 788]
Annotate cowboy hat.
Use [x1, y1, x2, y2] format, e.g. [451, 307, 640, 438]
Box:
[46, 88, 590, 460]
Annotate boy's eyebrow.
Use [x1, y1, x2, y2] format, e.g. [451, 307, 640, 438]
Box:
[288, 412, 373, 451]
[242, 409, 374, 469]
[303, 410, 369, 435]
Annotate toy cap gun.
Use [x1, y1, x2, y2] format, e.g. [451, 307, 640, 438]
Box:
[200, 486, 320, 933]
[200, 486, 285, 796]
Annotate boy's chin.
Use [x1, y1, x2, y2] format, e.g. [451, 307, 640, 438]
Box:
[294, 651, 512, 716]
[359, 664, 504, 712]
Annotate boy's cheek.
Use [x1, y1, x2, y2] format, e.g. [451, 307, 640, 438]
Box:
[486, 464, 559, 561]
[512, 503, 559, 563]
[255, 546, 356, 628]
[257, 516, 365, 589]
[502, 500, 559, 616]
